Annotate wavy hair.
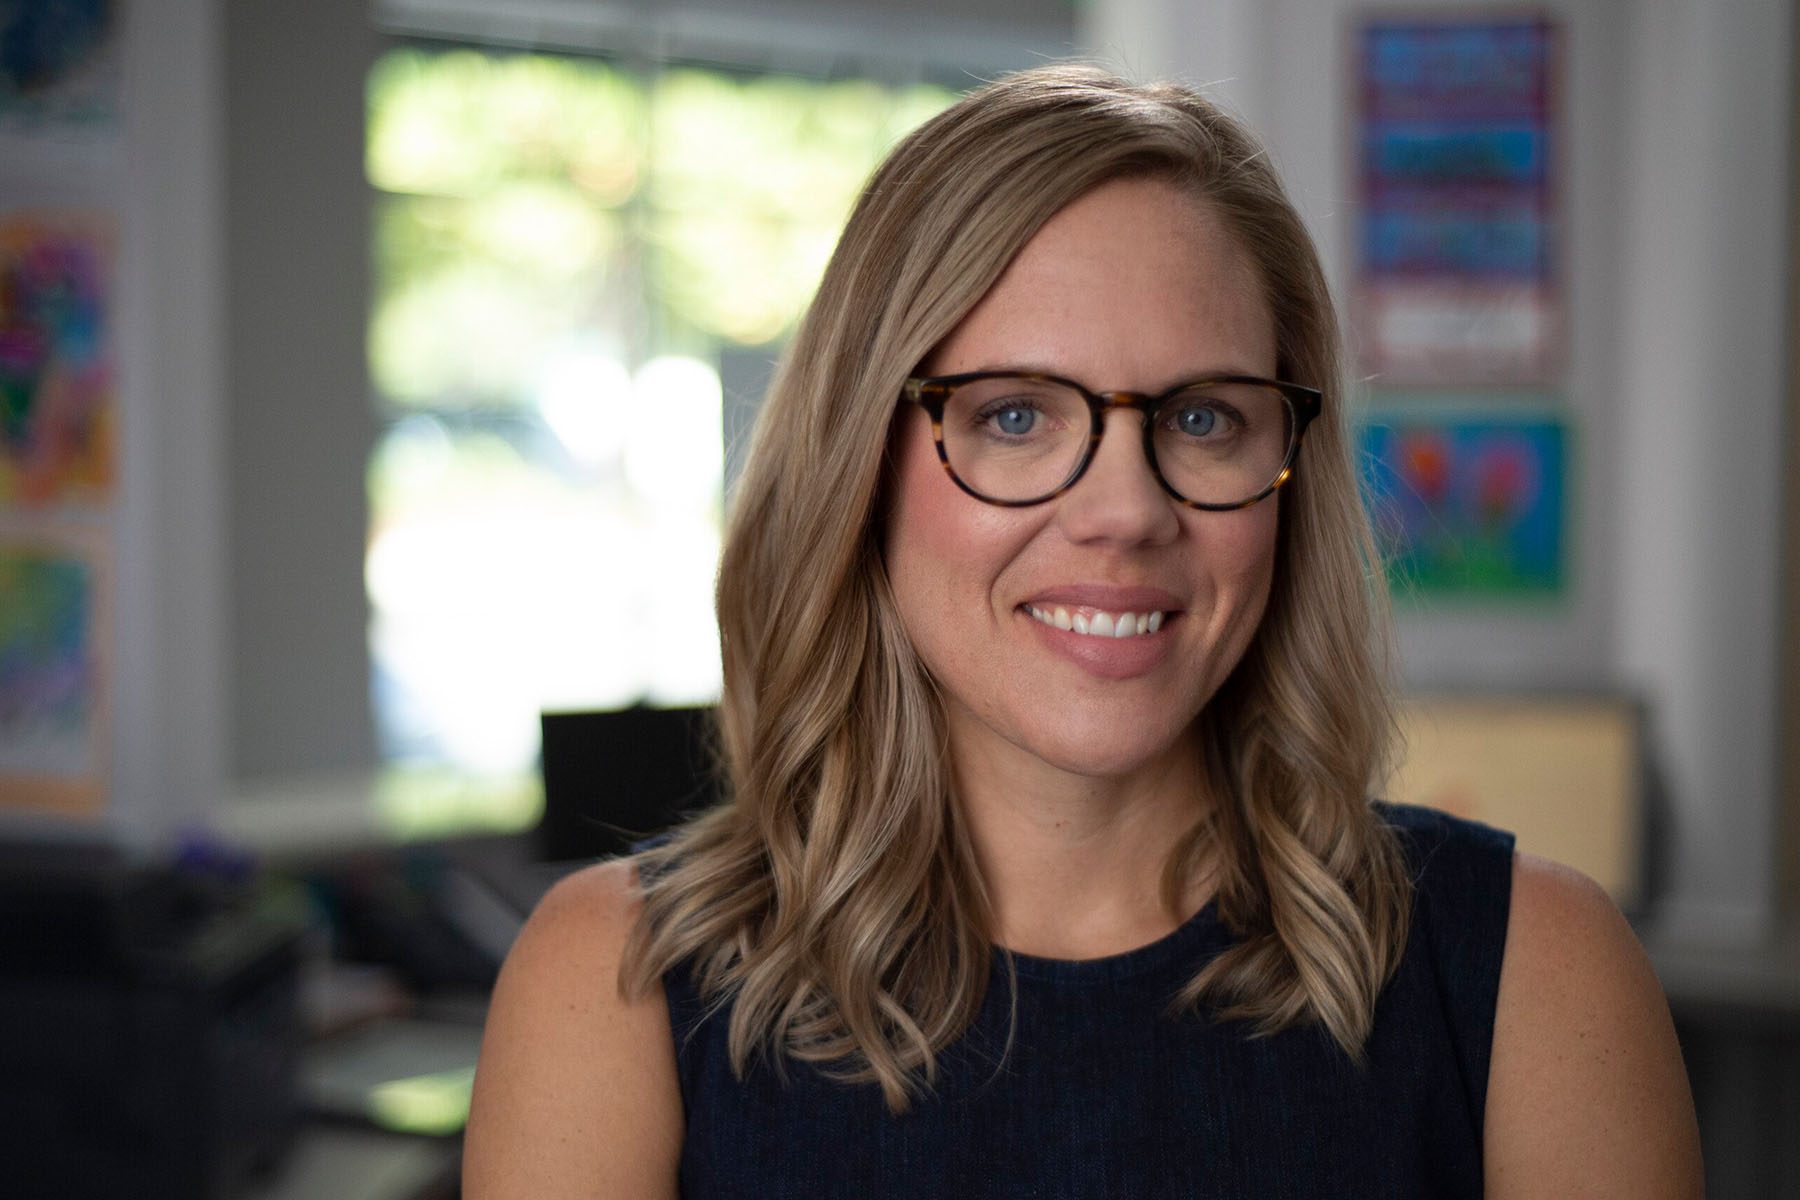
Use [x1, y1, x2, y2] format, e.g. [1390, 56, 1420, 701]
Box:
[621, 64, 1412, 1113]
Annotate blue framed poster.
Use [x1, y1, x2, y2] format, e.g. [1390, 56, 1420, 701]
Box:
[1354, 15, 1561, 384]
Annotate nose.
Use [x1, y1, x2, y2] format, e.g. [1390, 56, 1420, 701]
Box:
[1053, 406, 1180, 546]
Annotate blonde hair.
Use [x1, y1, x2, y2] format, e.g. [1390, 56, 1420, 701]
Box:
[622, 64, 1411, 1113]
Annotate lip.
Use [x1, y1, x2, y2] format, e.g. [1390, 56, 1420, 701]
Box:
[1016, 604, 1178, 681]
[1019, 583, 1185, 613]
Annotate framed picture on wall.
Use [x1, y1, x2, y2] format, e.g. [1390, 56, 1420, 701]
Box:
[0, 0, 121, 141]
[1357, 402, 1568, 598]
[0, 210, 117, 511]
[0, 518, 110, 815]
[1352, 14, 1562, 384]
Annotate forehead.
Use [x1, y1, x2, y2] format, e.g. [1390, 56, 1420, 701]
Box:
[926, 177, 1276, 386]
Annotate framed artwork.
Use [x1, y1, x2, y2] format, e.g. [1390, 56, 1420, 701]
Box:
[0, 211, 116, 510]
[1358, 404, 1567, 596]
[0, 519, 110, 815]
[0, 5, 123, 820]
[1353, 14, 1561, 384]
[0, 0, 121, 138]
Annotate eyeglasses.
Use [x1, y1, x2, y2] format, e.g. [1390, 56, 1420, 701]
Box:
[900, 370, 1323, 510]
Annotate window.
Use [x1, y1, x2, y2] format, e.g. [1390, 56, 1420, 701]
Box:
[364, 46, 953, 821]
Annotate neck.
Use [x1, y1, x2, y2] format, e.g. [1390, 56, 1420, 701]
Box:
[950, 724, 1216, 961]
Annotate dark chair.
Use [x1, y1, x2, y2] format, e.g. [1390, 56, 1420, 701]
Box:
[537, 706, 721, 862]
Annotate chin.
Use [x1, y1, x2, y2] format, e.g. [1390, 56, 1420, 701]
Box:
[1010, 718, 1199, 782]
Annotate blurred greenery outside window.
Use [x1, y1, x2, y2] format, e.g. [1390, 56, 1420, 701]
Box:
[364, 45, 955, 829]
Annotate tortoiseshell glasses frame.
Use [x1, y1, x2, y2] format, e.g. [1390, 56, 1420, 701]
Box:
[900, 369, 1324, 510]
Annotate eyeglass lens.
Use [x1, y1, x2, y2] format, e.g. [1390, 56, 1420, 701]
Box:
[937, 376, 1295, 506]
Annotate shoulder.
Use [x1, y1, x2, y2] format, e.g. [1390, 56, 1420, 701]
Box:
[1372, 799, 1515, 864]
[1484, 851, 1703, 1197]
[463, 858, 682, 1200]
[1370, 800, 1517, 924]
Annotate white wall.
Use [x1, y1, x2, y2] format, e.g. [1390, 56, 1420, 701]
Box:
[1084, 0, 1793, 941]
[222, 0, 379, 780]
[109, 0, 231, 845]
[99, 0, 380, 841]
[1613, 2, 1791, 942]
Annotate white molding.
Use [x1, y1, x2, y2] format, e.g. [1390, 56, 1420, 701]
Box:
[374, 0, 1073, 79]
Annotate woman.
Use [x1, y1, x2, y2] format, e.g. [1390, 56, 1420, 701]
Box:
[465, 66, 1702, 1197]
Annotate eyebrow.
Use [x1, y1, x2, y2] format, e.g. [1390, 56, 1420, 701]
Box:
[969, 361, 1274, 390]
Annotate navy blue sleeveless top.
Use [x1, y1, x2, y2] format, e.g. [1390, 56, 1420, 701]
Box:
[659, 802, 1515, 1198]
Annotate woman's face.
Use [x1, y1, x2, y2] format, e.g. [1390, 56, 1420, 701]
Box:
[883, 177, 1280, 783]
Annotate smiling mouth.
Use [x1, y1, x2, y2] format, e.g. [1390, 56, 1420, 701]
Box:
[1021, 603, 1168, 639]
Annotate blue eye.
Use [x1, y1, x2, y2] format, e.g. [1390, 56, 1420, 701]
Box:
[1175, 406, 1218, 437]
[992, 406, 1037, 435]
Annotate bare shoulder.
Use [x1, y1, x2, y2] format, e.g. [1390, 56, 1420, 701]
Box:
[463, 858, 682, 1200]
[1484, 851, 1704, 1198]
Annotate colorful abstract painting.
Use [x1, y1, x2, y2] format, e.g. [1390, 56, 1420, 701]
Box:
[0, 213, 115, 509]
[1359, 409, 1566, 596]
[1354, 15, 1561, 384]
[0, 524, 107, 810]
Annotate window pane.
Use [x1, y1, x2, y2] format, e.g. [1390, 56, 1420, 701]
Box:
[645, 70, 956, 346]
[366, 46, 954, 781]
[367, 401, 720, 772]
[372, 192, 627, 408]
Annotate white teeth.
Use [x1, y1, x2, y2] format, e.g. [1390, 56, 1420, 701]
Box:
[1024, 605, 1169, 639]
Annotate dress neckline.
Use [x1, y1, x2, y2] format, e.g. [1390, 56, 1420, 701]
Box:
[993, 895, 1226, 984]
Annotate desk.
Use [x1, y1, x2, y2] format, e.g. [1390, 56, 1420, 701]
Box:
[240, 1125, 459, 1200]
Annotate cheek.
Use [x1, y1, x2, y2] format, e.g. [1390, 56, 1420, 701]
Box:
[883, 417, 966, 660]
[1240, 502, 1281, 596]
[1193, 501, 1280, 642]
[883, 411, 1027, 610]
[883, 413, 951, 594]
[1218, 513, 1280, 702]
